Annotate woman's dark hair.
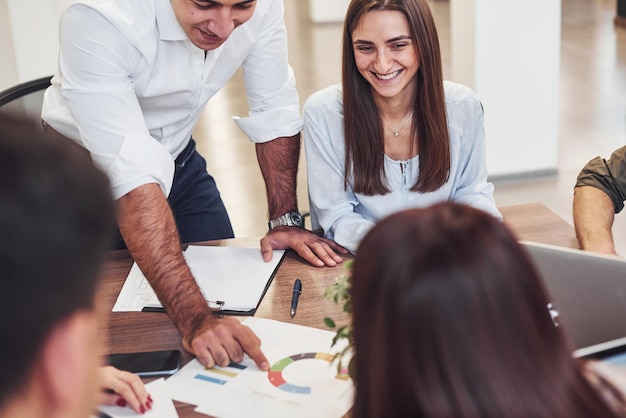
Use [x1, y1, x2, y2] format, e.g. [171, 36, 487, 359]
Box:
[351, 202, 622, 418]
[342, 0, 450, 195]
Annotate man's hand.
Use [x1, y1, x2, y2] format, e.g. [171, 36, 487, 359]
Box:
[260, 227, 349, 267]
[255, 135, 348, 266]
[183, 315, 269, 371]
[117, 184, 268, 371]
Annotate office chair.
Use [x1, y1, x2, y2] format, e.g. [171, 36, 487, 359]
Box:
[0, 75, 52, 119]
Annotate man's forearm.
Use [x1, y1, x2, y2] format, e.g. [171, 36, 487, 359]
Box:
[573, 185, 617, 254]
[116, 183, 213, 338]
[255, 134, 301, 219]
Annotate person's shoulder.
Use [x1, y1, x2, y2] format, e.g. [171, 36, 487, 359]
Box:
[233, 0, 284, 44]
[65, 0, 156, 29]
[304, 84, 343, 117]
[248, 0, 284, 23]
[443, 80, 483, 123]
[255, 0, 283, 13]
[610, 145, 626, 160]
[444, 80, 481, 106]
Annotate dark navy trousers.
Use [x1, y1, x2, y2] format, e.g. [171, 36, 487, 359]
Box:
[112, 139, 234, 249]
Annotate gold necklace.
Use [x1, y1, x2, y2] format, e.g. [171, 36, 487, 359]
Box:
[384, 111, 414, 138]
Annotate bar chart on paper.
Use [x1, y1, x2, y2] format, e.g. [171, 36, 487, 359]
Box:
[194, 361, 250, 386]
[165, 357, 257, 406]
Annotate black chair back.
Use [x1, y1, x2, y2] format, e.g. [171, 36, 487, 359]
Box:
[0, 76, 53, 119]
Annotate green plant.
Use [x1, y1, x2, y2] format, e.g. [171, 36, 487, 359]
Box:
[323, 259, 355, 379]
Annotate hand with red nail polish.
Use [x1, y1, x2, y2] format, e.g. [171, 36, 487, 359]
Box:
[97, 366, 151, 414]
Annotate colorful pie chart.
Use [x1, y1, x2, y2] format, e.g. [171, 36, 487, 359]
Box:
[267, 352, 350, 394]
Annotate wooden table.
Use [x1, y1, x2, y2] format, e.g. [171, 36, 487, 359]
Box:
[100, 203, 577, 417]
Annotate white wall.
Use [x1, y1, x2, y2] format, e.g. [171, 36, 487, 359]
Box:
[451, 0, 562, 178]
[0, 0, 19, 91]
[308, 0, 350, 23]
[0, 0, 67, 91]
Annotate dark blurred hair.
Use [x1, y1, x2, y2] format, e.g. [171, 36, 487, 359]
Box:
[351, 202, 621, 418]
[0, 113, 115, 406]
[342, 0, 450, 195]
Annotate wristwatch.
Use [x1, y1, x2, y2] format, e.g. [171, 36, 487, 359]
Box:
[268, 210, 305, 230]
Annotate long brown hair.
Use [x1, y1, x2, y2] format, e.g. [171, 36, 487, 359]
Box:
[351, 203, 623, 418]
[342, 0, 450, 195]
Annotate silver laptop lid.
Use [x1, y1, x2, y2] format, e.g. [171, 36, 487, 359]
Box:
[520, 241, 626, 352]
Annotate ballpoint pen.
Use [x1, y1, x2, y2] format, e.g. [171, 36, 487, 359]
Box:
[291, 278, 302, 318]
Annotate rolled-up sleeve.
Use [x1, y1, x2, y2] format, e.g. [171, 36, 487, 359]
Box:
[45, 5, 174, 199]
[235, 0, 302, 143]
[576, 146, 626, 213]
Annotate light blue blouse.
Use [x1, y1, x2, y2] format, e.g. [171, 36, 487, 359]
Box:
[303, 82, 501, 253]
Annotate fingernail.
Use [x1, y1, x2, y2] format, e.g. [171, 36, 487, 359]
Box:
[261, 361, 269, 371]
[140, 405, 146, 414]
[146, 401, 152, 410]
[148, 395, 153, 403]
[116, 398, 127, 407]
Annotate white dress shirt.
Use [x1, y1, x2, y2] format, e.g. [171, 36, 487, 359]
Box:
[42, 0, 302, 200]
[303, 82, 501, 253]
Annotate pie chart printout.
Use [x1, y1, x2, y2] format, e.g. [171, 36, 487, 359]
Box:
[268, 352, 350, 394]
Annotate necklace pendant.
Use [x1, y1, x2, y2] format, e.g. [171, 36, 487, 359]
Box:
[394, 132, 399, 137]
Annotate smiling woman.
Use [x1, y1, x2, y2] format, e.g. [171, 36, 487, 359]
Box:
[302, 0, 502, 253]
[170, 0, 257, 50]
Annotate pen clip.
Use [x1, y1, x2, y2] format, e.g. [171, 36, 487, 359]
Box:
[208, 300, 225, 310]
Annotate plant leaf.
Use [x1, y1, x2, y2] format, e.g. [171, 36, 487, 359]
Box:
[323, 317, 336, 329]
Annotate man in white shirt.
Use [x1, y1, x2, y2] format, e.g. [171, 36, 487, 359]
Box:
[42, 0, 347, 370]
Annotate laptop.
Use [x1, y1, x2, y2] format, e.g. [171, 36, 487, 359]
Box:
[519, 241, 626, 354]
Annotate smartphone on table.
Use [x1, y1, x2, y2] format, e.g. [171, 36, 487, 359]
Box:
[107, 349, 182, 377]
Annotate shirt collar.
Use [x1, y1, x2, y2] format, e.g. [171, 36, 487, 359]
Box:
[155, 0, 188, 41]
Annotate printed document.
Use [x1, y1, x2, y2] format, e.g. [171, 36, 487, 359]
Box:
[165, 318, 354, 418]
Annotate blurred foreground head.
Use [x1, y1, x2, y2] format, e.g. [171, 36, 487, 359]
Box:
[0, 112, 115, 418]
[351, 202, 621, 418]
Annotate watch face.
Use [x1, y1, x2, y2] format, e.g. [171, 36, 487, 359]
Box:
[269, 211, 304, 230]
[290, 212, 303, 225]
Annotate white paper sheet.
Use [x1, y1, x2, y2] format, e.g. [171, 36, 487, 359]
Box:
[165, 318, 354, 418]
[112, 246, 284, 313]
[97, 378, 178, 418]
